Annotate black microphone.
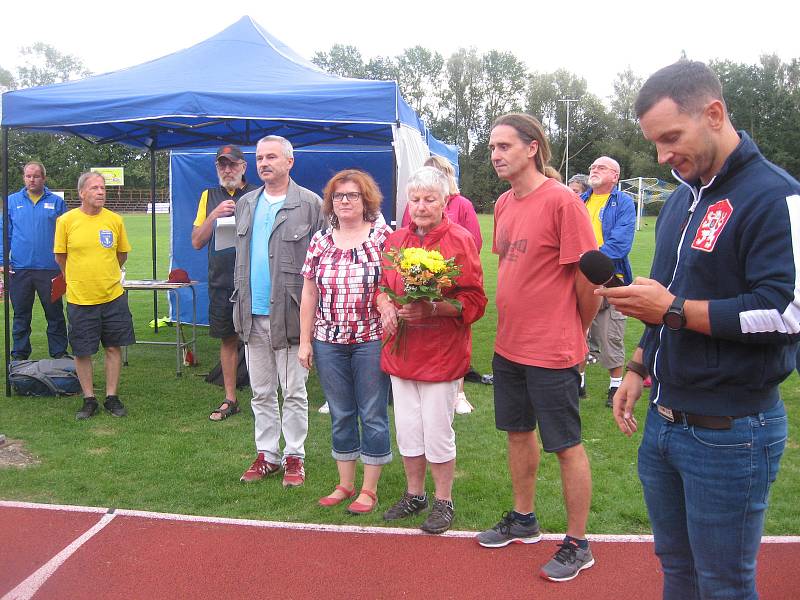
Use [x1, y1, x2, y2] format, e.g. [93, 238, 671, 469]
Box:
[579, 250, 624, 287]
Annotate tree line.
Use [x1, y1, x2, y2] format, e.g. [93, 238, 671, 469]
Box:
[2, 44, 799, 211]
[1, 44, 170, 192]
[313, 45, 800, 211]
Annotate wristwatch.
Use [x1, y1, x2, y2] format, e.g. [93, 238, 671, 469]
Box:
[662, 297, 686, 331]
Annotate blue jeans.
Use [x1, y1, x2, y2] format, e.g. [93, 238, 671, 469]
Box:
[638, 401, 787, 600]
[9, 268, 68, 359]
[312, 339, 391, 465]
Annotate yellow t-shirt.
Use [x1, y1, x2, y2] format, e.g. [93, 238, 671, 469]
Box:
[54, 208, 132, 305]
[28, 192, 43, 205]
[585, 193, 610, 246]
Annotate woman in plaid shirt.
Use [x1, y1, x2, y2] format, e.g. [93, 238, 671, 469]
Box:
[299, 169, 393, 515]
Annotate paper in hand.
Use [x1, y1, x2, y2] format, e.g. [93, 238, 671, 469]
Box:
[214, 216, 236, 251]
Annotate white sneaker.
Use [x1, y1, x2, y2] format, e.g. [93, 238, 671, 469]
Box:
[318, 402, 330, 414]
[455, 392, 473, 414]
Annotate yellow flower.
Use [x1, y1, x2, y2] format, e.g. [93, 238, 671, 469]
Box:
[421, 257, 446, 273]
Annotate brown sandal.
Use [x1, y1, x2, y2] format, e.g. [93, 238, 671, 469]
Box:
[209, 399, 240, 421]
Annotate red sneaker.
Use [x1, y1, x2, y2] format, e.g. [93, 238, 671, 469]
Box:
[240, 453, 281, 482]
[282, 456, 305, 487]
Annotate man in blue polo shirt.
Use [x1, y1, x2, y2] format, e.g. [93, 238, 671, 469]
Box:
[2, 161, 68, 360]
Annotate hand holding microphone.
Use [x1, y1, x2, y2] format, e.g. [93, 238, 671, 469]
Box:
[581, 250, 668, 326]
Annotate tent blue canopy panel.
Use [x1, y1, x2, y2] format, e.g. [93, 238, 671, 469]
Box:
[1, 16, 425, 150]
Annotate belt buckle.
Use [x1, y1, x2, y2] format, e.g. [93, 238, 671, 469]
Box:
[657, 404, 675, 422]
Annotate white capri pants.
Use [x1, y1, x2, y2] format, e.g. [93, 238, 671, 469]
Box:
[390, 376, 459, 463]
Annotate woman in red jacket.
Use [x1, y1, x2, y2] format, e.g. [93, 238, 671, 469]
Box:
[377, 166, 487, 534]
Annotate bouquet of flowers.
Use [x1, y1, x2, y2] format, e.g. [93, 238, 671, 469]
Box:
[381, 247, 462, 354]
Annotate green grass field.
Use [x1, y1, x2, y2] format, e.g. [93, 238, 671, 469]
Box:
[0, 213, 797, 535]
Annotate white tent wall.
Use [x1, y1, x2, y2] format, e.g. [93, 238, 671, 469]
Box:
[393, 124, 431, 225]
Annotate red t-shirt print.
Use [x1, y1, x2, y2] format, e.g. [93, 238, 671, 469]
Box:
[495, 231, 528, 262]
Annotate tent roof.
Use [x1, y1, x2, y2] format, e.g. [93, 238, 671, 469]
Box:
[0, 16, 424, 150]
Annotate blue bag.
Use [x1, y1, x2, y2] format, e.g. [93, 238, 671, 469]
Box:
[9, 358, 81, 396]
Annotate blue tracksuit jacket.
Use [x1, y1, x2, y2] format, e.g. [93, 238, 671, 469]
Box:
[1, 186, 66, 270]
[642, 132, 800, 416]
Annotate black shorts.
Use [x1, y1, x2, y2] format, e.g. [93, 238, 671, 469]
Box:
[208, 286, 236, 339]
[67, 294, 136, 357]
[492, 352, 582, 453]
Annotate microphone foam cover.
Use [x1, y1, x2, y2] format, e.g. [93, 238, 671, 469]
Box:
[579, 250, 616, 285]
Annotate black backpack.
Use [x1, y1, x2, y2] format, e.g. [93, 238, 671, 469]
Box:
[204, 342, 250, 389]
[9, 358, 82, 396]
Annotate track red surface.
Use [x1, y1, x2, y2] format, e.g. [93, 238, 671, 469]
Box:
[1, 504, 797, 599]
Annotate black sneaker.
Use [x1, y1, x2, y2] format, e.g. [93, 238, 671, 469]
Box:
[476, 511, 542, 547]
[421, 498, 454, 534]
[104, 395, 128, 417]
[383, 491, 428, 521]
[579, 384, 587, 399]
[606, 387, 618, 408]
[76, 397, 99, 420]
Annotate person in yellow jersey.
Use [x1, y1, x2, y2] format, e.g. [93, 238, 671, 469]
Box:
[54, 172, 135, 420]
[578, 156, 636, 406]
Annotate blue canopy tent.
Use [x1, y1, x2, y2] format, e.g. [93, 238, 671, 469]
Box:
[0, 15, 455, 394]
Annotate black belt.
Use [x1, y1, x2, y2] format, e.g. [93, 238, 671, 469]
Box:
[656, 404, 734, 430]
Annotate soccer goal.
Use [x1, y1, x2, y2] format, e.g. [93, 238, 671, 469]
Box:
[618, 177, 677, 230]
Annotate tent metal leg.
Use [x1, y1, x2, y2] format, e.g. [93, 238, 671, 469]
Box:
[150, 145, 159, 333]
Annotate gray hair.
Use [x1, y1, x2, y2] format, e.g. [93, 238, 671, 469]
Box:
[567, 173, 590, 192]
[257, 135, 294, 159]
[77, 171, 105, 192]
[406, 166, 448, 200]
[423, 155, 459, 195]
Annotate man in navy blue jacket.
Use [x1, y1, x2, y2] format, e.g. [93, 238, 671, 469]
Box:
[2, 162, 68, 360]
[600, 60, 799, 600]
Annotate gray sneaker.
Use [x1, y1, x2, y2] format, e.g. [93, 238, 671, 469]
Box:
[383, 492, 428, 521]
[420, 499, 454, 534]
[539, 540, 595, 582]
[476, 511, 542, 548]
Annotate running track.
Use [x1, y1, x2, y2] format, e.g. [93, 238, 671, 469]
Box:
[2, 501, 798, 599]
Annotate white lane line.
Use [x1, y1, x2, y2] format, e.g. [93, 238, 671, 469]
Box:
[0, 501, 106, 514]
[2, 500, 799, 544]
[1, 512, 116, 600]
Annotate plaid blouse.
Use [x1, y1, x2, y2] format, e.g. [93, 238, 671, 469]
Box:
[301, 223, 392, 344]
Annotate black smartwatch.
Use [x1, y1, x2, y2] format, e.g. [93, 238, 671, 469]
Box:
[662, 297, 686, 331]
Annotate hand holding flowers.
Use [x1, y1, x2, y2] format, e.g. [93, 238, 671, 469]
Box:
[380, 247, 462, 354]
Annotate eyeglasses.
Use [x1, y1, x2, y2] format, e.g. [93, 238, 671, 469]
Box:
[589, 164, 618, 174]
[216, 160, 244, 171]
[332, 192, 362, 203]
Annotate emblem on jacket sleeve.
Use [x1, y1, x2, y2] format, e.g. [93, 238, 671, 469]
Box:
[99, 230, 114, 248]
[691, 199, 733, 252]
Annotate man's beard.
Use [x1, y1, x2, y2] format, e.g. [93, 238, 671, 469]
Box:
[219, 175, 243, 191]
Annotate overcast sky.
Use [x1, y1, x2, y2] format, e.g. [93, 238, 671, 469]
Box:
[2, 0, 798, 102]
